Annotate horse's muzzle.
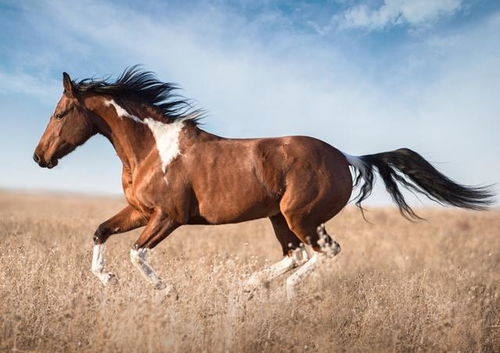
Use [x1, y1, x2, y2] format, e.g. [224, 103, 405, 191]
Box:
[33, 152, 58, 169]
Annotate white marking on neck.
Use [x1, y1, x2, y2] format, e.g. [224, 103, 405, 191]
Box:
[144, 117, 184, 172]
[104, 98, 184, 172]
[105, 99, 142, 123]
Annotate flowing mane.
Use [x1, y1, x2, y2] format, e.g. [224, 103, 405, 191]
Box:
[73, 66, 203, 123]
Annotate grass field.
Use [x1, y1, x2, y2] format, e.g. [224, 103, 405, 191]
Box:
[0, 191, 498, 353]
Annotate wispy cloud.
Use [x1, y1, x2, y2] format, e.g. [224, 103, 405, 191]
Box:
[0, 70, 59, 103]
[334, 0, 463, 31]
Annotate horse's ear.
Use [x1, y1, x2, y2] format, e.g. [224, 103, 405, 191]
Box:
[62, 72, 75, 97]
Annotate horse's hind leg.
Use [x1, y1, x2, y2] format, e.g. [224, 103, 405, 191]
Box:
[286, 251, 323, 299]
[316, 223, 341, 256]
[271, 213, 304, 256]
[243, 214, 308, 292]
[283, 218, 342, 299]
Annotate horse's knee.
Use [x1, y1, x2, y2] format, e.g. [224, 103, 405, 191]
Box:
[93, 224, 112, 244]
[133, 238, 148, 249]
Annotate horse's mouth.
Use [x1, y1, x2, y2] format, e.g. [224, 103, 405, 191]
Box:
[33, 153, 59, 169]
[46, 159, 58, 169]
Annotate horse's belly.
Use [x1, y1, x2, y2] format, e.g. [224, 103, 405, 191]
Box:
[198, 200, 280, 224]
[195, 178, 281, 224]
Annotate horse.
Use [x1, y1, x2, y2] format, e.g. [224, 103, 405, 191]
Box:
[33, 67, 494, 299]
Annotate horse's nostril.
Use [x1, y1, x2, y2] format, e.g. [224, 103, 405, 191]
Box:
[33, 152, 41, 164]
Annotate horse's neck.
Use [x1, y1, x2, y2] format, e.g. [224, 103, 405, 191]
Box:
[87, 96, 207, 173]
[87, 97, 159, 171]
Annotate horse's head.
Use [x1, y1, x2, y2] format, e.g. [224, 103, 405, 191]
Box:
[33, 73, 97, 168]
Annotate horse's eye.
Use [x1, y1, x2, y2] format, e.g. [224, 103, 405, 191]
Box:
[55, 112, 65, 120]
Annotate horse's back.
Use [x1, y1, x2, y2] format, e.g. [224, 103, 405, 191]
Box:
[185, 134, 352, 224]
[255, 135, 351, 183]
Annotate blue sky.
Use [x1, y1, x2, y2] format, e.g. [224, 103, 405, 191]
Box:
[0, 0, 499, 206]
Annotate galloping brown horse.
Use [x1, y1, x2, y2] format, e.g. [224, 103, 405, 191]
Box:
[33, 67, 493, 298]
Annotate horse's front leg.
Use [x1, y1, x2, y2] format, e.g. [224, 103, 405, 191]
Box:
[129, 209, 179, 294]
[92, 205, 147, 285]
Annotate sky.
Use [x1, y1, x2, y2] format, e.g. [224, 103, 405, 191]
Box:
[0, 0, 499, 207]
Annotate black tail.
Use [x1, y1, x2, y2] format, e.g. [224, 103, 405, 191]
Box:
[347, 148, 495, 220]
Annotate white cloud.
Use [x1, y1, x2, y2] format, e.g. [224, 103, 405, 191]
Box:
[336, 0, 463, 30]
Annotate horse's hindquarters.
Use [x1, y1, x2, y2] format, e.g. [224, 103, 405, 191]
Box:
[189, 135, 352, 228]
[277, 137, 352, 246]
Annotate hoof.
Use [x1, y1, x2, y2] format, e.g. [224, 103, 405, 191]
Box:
[155, 283, 179, 300]
[95, 271, 118, 286]
[245, 291, 255, 301]
[286, 277, 301, 301]
[154, 281, 167, 290]
[242, 284, 257, 301]
[242, 277, 260, 294]
[286, 286, 296, 301]
[106, 273, 119, 285]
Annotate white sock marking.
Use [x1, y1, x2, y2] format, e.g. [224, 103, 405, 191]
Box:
[105, 99, 184, 172]
[130, 248, 165, 289]
[91, 244, 114, 285]
[286, 252, 323, 300]
[244, 247, 309, 290]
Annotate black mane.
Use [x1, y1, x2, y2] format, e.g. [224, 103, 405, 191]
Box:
[74, 66, 203, 122]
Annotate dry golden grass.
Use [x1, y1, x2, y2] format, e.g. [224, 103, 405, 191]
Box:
[0, 191, 498, 353]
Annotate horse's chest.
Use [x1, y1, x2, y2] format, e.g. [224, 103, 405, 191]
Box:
[122, 178, 144, 213]
[124, 185, 144, 212]
[125, 165, 180, 215]
[123, 169, 158, 215]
